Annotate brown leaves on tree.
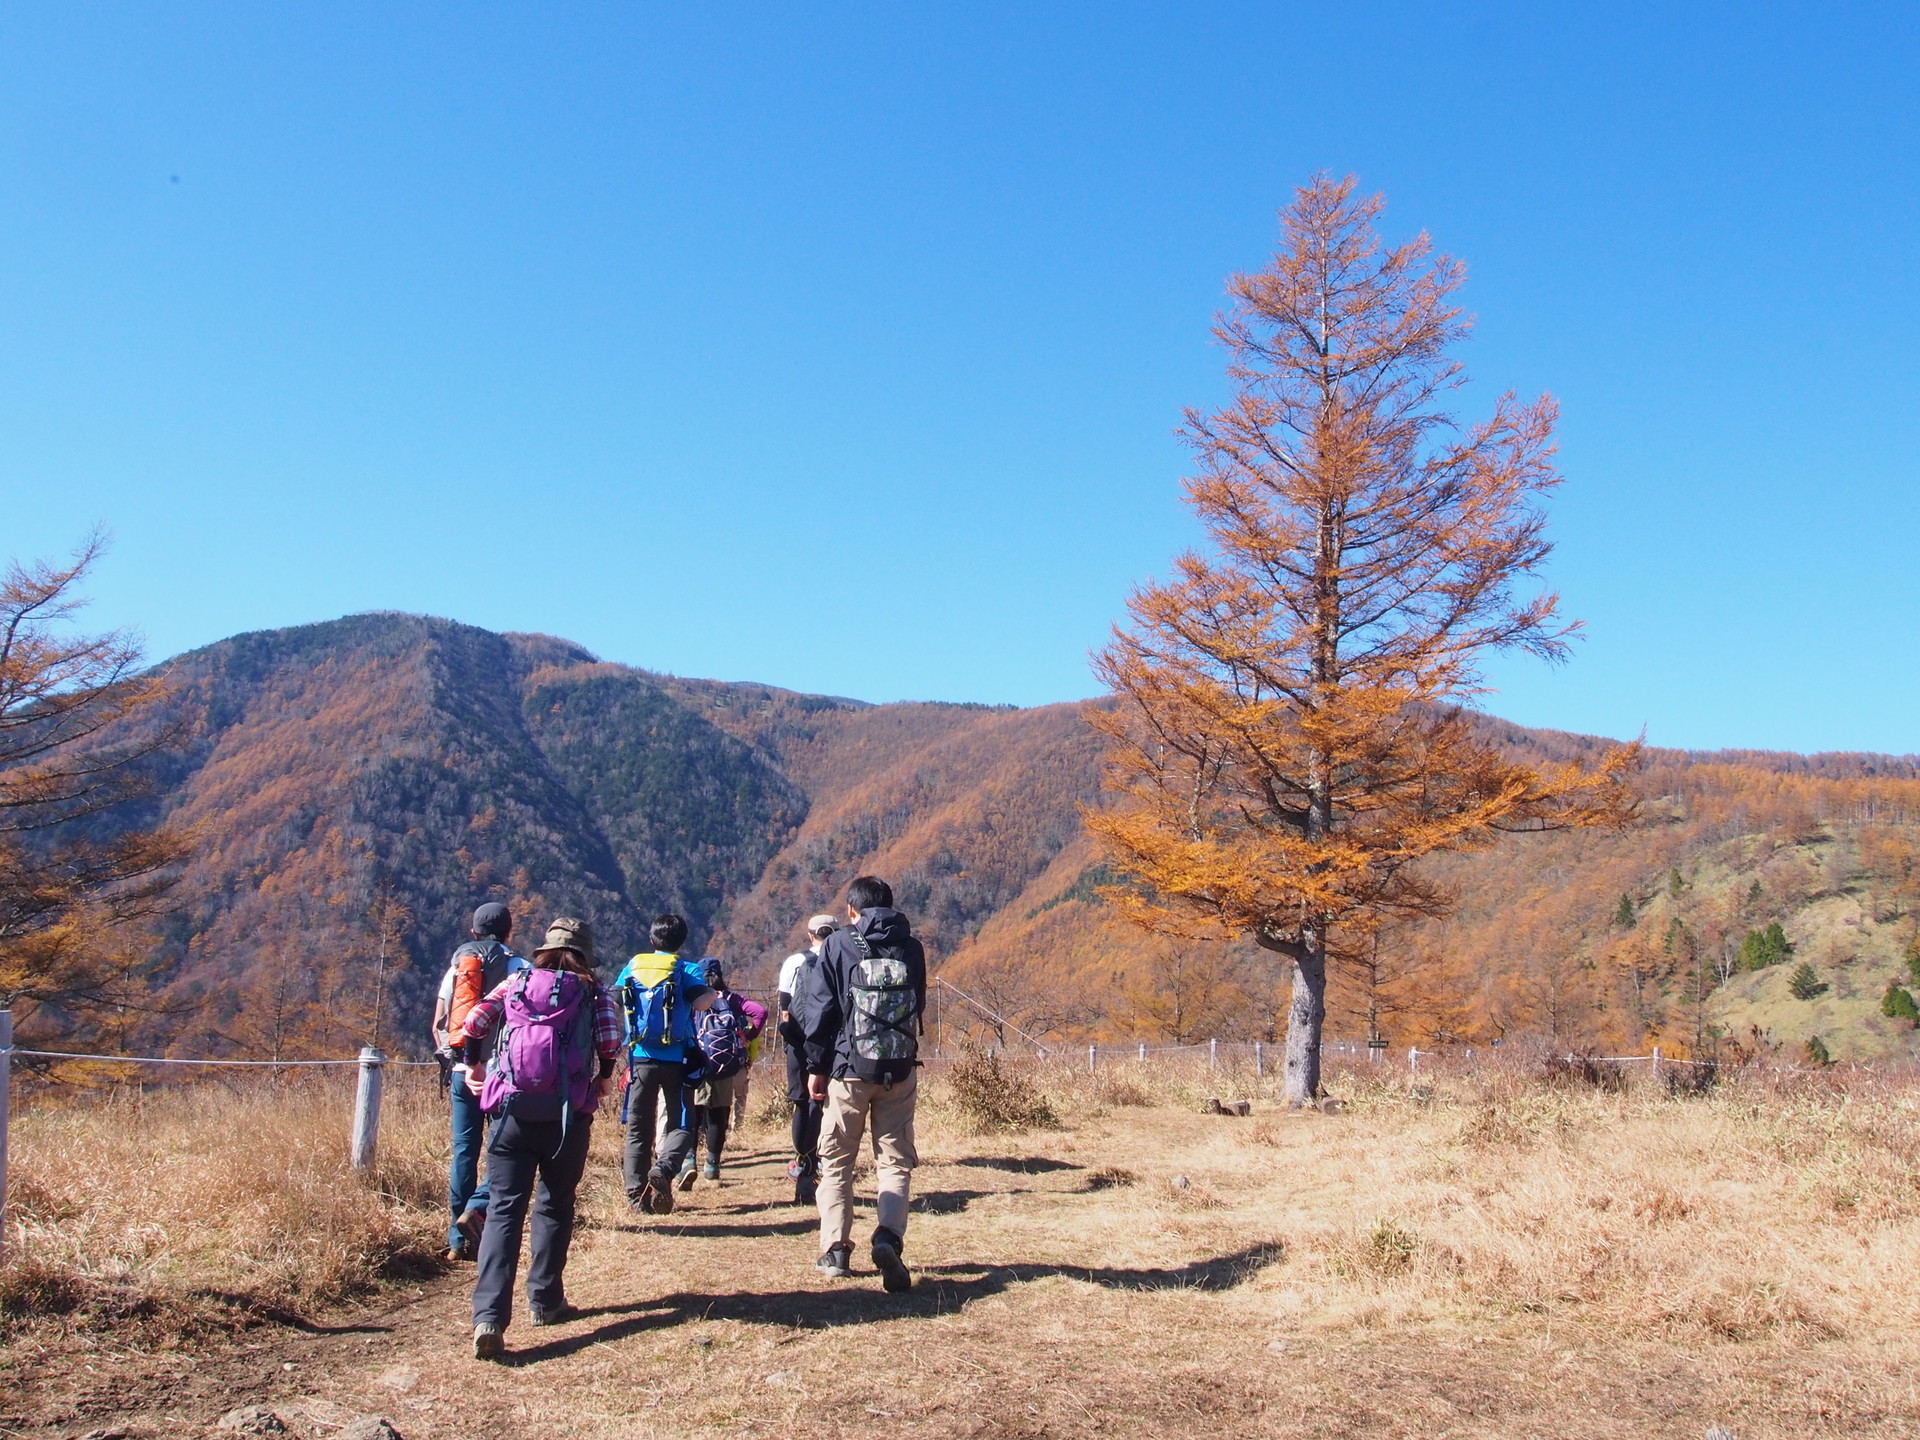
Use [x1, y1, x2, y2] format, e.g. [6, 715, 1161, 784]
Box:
[0, 534, 188, 1032]
[1087, 175, 1637, 1102]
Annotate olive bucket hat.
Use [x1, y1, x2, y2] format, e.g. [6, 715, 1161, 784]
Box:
[533, 916, 595, 966]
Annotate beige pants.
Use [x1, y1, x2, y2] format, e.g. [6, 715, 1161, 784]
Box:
[817, 1072, 919, 1252]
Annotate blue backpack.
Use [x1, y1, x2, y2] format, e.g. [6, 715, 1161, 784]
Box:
[619, 953, 679, 1054]
[694, 994, 750, 1080]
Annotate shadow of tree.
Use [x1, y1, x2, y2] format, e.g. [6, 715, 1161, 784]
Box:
[500, 1242, 1285, 1365]
[950, 1156, 1084, 1175]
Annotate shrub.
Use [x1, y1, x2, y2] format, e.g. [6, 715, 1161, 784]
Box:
[1789, 962, 1828, 1000]
[1880, 984, 1919, 1026]
[945, 1041, 1058, 1133]
[1804, 1035, 1831, 1066]
[1541, 1051, 1627, 1092]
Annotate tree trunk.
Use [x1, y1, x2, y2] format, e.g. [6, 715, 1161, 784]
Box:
[1282, 927, 1326, 1106]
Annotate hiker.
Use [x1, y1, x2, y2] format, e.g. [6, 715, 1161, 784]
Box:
[778, 914, 837, 1204]
[458, 917, 621, 1360]
[611, 914, 715, 1215]
[797, 876, 925, 1292]
[436, 903, 530, 1261]
[679, 959, 767, 1187]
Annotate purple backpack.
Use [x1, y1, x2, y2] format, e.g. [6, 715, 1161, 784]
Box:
[479, 969, 595, 1121]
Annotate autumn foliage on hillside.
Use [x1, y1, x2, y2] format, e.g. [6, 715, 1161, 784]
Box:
[20, 603, 1919, 1069]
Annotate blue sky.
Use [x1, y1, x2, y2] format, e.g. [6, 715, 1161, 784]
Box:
[4, 3, 1916, 754]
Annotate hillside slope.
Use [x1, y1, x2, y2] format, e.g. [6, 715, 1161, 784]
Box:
[34, 610, 1920, 1065]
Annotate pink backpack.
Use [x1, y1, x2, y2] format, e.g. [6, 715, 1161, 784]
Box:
[479, 969, 595, 1121]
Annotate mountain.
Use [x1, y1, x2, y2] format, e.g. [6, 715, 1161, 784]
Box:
[53, 611, 1920, 1064]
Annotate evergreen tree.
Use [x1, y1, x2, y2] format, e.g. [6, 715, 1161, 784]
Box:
[1880, 984, 1919, 1026]
[1907, 937, 1920, 988]
[1788, 961, 1826, 1000]
[1615, 893, 1636, 929]
[1668, 866, 1684, 898]
[1804, 1034, 1831, 1066]
[1747, 879, 1763, 906]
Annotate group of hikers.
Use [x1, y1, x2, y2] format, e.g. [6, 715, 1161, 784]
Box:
[427, 875, 927, 1361]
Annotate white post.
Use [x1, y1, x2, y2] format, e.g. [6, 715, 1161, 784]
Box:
[1409, 1046, 1419, 1077]
[0, 1011, 11, 1262]
[1088, 1044, 1097, 1075]
[1254, 1041, 1264, 1078]
[1209, 1038, 1217, 1071]
[1652, 1045, 1661, 1079]
[351, 1046, 385, 1171]
[1138, 1042, 1146, 1062]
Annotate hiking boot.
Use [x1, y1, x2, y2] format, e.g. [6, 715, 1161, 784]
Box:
[647, 1171, 677, 1214]
[871, 1228, 912, 1293]
[455, 1207, 486, 1246]
[815, 1243, 853, 1279]
[445, 1238, 470, 1263]
[529, 1302, 580, 1327]
[675, 1163, 698, 1192]
[472, 1323, 505, 1361]
[702, 1161, 720, 1182]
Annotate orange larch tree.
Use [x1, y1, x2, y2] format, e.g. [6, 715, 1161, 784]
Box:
[1087, 175, 1637, 1105]
[0, 536, 187, 1038]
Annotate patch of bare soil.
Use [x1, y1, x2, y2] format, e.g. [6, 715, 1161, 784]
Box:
[5, 1106, 1918, 1439]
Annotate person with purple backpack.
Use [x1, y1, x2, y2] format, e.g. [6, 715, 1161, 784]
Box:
[455, 917, 622, 1361]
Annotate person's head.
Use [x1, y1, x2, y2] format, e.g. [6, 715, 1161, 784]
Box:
[650, 913, 688, 954]
[471, 902, 512, 942]
[845, 875, 893, 919]
[806, 913, 837, 949]
[700, 957, 727, 991]
[532, 917, 595, 976]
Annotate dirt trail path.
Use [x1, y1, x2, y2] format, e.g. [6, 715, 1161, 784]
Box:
[7, 1109, 1917, 1439]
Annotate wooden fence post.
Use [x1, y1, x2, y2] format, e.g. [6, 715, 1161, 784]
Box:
[351, 1046, 385, 1171]
[0, 1011, 11, 1261]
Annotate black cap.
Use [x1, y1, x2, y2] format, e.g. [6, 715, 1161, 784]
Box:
[700, 957, 726, 989]
[471, 902, 512, 939]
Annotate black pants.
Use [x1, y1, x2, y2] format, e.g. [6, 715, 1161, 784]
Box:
[786, 1042, 822, 1166]
[472, 1111, 592, 1330]
[687, 1104, 730, 1167]
[622, 1058, 693, 1202]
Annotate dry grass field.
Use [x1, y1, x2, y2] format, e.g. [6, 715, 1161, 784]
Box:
[4, 1052, 1920, 1438]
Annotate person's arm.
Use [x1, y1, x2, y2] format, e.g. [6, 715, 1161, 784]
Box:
[590, 986, 621, 1095]
[740, 997, 768, 1040]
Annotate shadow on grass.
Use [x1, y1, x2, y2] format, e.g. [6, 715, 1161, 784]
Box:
[499, 1242, 1285, 1365]
[950, 1156, 1084, 1175]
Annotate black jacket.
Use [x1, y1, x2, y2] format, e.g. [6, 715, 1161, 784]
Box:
[796, 907, 926, 1080]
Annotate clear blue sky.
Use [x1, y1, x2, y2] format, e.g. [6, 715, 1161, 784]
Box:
[5, 3, 1916, 754]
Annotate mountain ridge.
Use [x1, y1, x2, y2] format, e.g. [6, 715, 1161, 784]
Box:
[47, 610, 1920, 1065]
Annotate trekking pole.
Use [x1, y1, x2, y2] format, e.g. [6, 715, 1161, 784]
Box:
[351, 1046, 386, 1172]
[0, 1011, 11, 1262]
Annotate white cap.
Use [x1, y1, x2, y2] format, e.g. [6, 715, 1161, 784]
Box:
[807, 914, 838, 934]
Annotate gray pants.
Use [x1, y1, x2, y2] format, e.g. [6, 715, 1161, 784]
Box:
[622, 1058, 694, 1202]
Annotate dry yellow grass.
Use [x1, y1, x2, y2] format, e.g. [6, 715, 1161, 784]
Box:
[5, 1054, 1920, 1437]
[1, 1070, 448, 1337]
